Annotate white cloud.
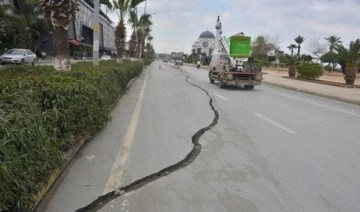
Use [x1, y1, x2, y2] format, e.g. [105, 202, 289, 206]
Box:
[108, 0, 360, 55]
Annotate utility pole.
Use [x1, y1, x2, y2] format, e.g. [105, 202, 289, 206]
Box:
[144, 0, 147, 14]
[93, 0, 100, 65]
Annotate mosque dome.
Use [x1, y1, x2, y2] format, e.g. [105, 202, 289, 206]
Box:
[198, 30, 215, 39]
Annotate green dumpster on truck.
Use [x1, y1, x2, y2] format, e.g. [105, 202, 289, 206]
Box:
[229, 35, 251, 58]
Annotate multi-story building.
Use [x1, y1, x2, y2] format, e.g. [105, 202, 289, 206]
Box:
[0, 0, 117, 58]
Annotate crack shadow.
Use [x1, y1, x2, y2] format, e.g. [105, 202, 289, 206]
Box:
[75, 76, 219, 212]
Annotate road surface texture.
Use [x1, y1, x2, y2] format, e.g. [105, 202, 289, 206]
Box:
[37, 62, 360, 212]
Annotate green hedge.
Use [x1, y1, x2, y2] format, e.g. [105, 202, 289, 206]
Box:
[0, 60, 143, 211]
[296, 63, 323, 80]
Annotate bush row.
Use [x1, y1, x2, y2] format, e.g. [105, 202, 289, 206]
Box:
[0, 60, 143, 211]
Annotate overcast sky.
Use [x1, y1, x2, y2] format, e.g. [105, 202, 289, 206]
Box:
[105, 0, 360, 56]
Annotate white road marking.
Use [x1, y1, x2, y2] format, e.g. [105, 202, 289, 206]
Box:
[277, 93, 360, 118]
[102, 68, 149, 194]
[213, 92, 229, 101]
[85, 155, 95, 160]
[253, 112, 296, 134]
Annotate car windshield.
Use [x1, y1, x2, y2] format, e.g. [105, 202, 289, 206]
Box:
[6, 49, 24, 55]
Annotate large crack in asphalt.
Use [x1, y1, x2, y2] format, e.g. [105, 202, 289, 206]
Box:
[75, 75, 219, 212]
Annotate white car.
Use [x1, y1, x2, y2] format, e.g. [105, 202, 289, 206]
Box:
[0, 48, 37, 65]
[100, 55, 112, 60]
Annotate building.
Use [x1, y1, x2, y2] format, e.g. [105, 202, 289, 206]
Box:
[40, 0, 117, 58]
[191, 30, 216, 58]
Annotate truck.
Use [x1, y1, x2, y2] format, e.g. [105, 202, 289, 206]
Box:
[208, 17, 264, 89]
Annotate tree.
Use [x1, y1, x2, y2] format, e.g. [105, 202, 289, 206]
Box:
[324, 35, 342, 71]
[307, 37, 327, 58]
[0, 1, 49, 53]
[294, 35, 305, 57]
[112, 0, 144, 61]
[287, 44, 297, 56]
[251, 35, 279, 67]
[40, 0, 79, 71]
[325, 35, 342, 53]
[136, 13, 152, 59]
[334, 39, 360, 86]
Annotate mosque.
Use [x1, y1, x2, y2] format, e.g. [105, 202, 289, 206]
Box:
[191, 30, 216, 58]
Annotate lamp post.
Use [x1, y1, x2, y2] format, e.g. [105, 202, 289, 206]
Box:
[92, 0, 100, 65]
[144, 0, 147, 14]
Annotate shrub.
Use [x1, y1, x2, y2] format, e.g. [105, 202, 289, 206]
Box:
[296, 63, 323, 80]
[0, 61, 143, 211]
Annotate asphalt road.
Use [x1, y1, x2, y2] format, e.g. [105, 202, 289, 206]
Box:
[38, 61, 360, 212]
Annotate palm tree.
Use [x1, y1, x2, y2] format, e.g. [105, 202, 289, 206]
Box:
[138, 13, 152, 58]
[112, 0, 144, 61]
[294, 35, 305, 58]
[287, 44, 297, 56]
[325, 35, 342, 53]
[40, 0, 79, 71]
[324, 35, 342, 72]
[334, 39, 360, 86]
[128, 9, 139, 58]
[0, 1, 48, 53]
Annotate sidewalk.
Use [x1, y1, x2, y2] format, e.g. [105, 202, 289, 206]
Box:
[262, 68, 360, 105]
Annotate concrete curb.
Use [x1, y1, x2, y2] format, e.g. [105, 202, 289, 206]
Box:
[263, 81, 360, 106]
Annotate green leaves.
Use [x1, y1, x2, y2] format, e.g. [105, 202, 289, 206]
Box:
[0, 61, 143, 210]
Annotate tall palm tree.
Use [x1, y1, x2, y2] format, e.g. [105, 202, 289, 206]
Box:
[325, 35, 342, 53]
[334, 39, 360, 86]
[324, 35, 342, 72]
[39, 0, 79, 71]
[112, 0, 144, 61]
[287, 44, 297, 56]
[137, 13, 152, 58]
[128, 9, 139, 58]
[294, 35, 305, 57]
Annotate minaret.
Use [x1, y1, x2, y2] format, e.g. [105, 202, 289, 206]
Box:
[215, 15, 222, 50]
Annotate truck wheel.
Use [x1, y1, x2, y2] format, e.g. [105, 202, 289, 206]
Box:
[210, 79, 214, 83]
[218, 79, 225, 88]
[244, 85, 255, 90]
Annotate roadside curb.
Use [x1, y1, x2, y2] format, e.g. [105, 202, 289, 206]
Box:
[263, 81, 360, 106]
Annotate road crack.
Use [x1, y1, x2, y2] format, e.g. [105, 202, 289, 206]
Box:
[75, 76, 219, 212]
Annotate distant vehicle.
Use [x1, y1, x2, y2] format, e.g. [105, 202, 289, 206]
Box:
[100, 55, 112, 60]
[208, 16, 264, 89]
[175, 60, 183, 66]
[0, 48, 37, 65]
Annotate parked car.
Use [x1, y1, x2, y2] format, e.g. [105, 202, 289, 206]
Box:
[0, 48, 37, 65]
[100, 54, 112, 60]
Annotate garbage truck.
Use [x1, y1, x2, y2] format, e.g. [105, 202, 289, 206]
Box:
[208, 16, 264, 89]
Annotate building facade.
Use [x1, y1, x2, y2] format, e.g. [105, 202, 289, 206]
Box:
[191, 30, 216, 57]
[40, 0, 117, 57]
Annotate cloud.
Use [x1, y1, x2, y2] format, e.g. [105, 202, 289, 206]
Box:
[108, 0, 360, 55]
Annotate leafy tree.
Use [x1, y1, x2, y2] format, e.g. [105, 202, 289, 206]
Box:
[251, 35, 279, 67]
[294, 35, 305, 57]
[334, 39, 360, 85]
[307, 37, 327, 58]
[40, 0, 79, 71]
